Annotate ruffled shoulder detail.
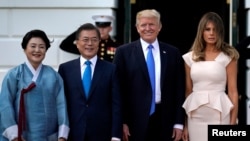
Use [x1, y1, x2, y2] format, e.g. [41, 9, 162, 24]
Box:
[215, 52, 232, 67]
[182, 51, 194, 67]
[182, 91, 233, 119]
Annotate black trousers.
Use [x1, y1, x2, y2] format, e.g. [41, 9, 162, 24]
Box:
[146, 103, 163, 141]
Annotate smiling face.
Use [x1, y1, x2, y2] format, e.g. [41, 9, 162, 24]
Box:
[76, 30, 100, 60]
[24, 37, 47, 69]
[136, 17, 162, 44]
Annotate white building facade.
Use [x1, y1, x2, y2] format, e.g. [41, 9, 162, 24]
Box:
[0, 0, 250, 124]
[0, 0, 119, 89]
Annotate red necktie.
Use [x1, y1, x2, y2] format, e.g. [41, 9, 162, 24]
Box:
[18, 82, 36, 141]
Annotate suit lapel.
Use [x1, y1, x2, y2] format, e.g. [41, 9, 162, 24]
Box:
[72, 58, 87, 100]
[134, 40, 151, 82]
[159, 43, 168, 87]
[86, 59, 103, 100]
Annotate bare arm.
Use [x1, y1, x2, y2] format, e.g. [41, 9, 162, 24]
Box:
[182, 62, 192, 141]
[184, 63, 193, 98]
[226, 59, 239, 124]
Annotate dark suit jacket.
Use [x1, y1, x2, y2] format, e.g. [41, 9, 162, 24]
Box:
[113, 40, 185, 141]
[58, 58, 122, 141]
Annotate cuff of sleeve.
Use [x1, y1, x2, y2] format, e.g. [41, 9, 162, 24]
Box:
[2, 125, 18, 141]
[174, 124, 183, 130]
[112, 137, 121, 141]
[58, 124, 70, 139]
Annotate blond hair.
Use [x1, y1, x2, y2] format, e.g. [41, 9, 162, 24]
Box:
[135, 9, 162, 27]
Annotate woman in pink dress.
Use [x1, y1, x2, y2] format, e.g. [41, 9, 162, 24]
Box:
[182, 12, 239, 141]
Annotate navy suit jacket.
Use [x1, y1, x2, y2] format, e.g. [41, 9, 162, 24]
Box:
[113, 39, 185, 141]
[58, 58, 122, 141]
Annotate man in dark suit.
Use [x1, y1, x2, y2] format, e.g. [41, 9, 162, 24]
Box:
[58, 23, 122, 141]
[59, 15, 121, 62]
[113, 9, 185, 141]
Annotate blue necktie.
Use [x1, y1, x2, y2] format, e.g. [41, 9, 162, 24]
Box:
[146, 44, 155, 115]
[83, 60, 92, 98]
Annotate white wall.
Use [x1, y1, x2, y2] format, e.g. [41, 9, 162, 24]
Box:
[0, 0, 118, 88]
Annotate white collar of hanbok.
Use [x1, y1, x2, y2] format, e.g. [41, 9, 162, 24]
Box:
[25, 61, 42, 82]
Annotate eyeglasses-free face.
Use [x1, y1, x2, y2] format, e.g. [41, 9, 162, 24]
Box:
[24, 37, 47, 69]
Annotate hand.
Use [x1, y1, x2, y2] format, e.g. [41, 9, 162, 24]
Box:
[182, 126, 189, 141]
[172, 128, 183, 141]
[122, 124, 130, 141]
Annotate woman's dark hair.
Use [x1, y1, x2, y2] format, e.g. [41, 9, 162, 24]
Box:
[21, 29, 51, 50]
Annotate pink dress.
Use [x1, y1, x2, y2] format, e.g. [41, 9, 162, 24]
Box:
[182, 51, 234, 141]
